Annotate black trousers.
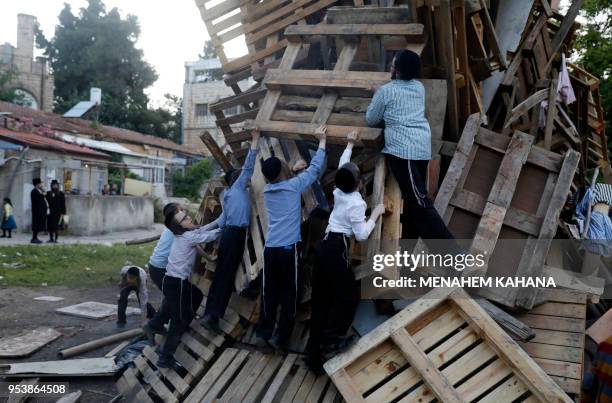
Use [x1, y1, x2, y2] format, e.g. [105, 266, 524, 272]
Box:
[306, 233, 359, 361]
[117, 286, 155, 324]
[47, 214, 61, 240]
[386, 154, 455, 240]
[257, 243, 301, 343]
[147, 264, 170, 332]
[160, 275, 203, 361]
[204, 226, 247, 320]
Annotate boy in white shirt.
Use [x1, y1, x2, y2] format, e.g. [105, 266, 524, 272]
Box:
[157, 209, 221, 370]
[305, 130, 385, 373]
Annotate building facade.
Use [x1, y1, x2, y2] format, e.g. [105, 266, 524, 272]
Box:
[182, 58, 253, 156]
[0, 14, 54, 112]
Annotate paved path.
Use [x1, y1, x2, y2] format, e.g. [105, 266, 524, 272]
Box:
[0, 223, 165, 246]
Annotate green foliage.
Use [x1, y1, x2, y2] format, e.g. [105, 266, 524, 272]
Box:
[171, 158, 213, 201]
[200, 40, 218, 59]
[574, 0, 612, 144]
[36, 0, 181, 142]
[0, 243, 154, 287]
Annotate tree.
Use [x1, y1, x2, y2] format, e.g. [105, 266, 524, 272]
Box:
[36, 0, 180, 140]
[199, 40, 218, 59]
[171, 158, 214, 201]
[574, 0, 612, 144]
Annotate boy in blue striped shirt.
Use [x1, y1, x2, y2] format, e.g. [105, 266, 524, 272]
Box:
[255, 127, 327, 351]
[366, 49, 454, 241]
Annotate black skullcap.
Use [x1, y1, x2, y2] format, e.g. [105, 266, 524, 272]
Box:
[162, 203, 178, 217]
[394, 49, 421, 81]
[32, 178, 41, 186]
[261, 157, 282, 182]
[224, 169, 241, 187]
[51, 179, 59, 185]
[335, 162, 360, 193]
[127, 266, 140, 277]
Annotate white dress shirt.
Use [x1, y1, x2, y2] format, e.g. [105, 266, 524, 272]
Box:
[166, 227, 221, 280]
[325, 147, 376, 241]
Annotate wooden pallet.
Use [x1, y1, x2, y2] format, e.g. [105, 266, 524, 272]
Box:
[195, 0, 337, 92]
[116, 303, 240, 402]
[514, 288, 587, 398]
[434, 114, 580, 309]
[324, 287, 572, 403]
[184, 348, 340, 402]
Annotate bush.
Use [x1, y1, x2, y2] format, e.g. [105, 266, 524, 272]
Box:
[172, 158, 213, 201]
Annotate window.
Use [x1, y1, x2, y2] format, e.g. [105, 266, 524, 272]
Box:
[196, 103, 209, 117]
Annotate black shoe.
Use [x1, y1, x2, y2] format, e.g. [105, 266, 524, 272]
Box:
[116, 321, 126, 329]
[269, 335, 288, 354]
[143, 324, 157, 345]
[47, 239, 54, 243]
[303, 355, 325, 375]
[200, 315, 222, 334]
[156, 356, 183, 371]
[31, 239, 42, 244]
[322, 335, 356, 356]
[0, 235, 5, 238]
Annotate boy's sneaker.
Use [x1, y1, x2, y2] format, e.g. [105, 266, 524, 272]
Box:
[116, 321, 126, 329]
[200, 315, 222, 334]
[322, 335, 356, 356]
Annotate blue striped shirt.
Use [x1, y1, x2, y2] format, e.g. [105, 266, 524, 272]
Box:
[366, 80, 431, 160]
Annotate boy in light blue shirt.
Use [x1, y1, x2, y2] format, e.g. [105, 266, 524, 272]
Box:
[255, 127, 327, 351]
[200, 130, 260, 333]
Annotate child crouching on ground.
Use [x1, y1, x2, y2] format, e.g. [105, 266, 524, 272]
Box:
[117, 266, 155, 328]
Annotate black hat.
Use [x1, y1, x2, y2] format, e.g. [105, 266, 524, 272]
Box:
[261, 157, 282, 182]
[394, 49, 421, 81]
[335, 163, 360, 193]
[32, 178, 41, 186]
[51, 179, 59, 186]
[162, 203, 178, 217]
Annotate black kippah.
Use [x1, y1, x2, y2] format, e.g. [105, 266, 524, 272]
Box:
[225, 169, 241, 187]
[261, 157, 282, 181]
[335, 167, 358, 193]
[394, 49, 421, 81]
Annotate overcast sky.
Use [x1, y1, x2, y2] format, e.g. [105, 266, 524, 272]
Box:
[0, 0, 248, 106]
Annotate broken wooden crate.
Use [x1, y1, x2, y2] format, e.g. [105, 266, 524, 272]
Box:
[434, 114, 580, 309]
[324, 287, 572, 403]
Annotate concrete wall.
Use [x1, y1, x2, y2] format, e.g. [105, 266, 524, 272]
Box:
[66, 195, 153, 236]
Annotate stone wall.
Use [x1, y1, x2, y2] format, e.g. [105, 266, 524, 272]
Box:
[65, 195, 154, 236]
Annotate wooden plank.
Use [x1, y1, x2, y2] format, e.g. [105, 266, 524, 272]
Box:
[470, 131, 533, 262]
[260, 354, 298, 403]
[263, 69, 391, 90]
[200, 131, 234, 173]
[329, 368, 365, 402]
[514, 150, 580, 309]
[391, 328, 463, 403]
[202, 350, 250, 402]
[450, 292, 572, 402]
[284, 23, 425, 41]
[2, 357, 116, 377]
[245, 120, 382, 147]
[184, 348, 238, 402]
[326, 6, 411, 24]
[0, 327, 62, 358]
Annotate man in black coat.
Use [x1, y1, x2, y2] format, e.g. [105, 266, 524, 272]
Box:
[30, 178, 48, 244]
[46, 179, 66, 243]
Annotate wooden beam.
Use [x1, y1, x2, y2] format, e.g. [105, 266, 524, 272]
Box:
[244, 120, 382, 147]
[263, 69, 391, 90]
[391, 328, 464, 403]
[284, 23, 425, 42]
[200, 131, 234, 173]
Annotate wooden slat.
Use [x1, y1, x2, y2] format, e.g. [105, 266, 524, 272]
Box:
[284, 23, 425, 41]
[391, 328, 463, 403]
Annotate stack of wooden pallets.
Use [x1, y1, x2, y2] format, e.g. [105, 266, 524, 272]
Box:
[115, 0, 607, 401]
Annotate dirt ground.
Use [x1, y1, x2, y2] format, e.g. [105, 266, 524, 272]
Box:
[0, 284, 163, 402]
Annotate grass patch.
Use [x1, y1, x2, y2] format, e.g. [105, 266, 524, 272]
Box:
[0, 243, 155, 288]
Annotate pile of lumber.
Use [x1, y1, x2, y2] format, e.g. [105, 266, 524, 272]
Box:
[115, 0, 607, 401]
